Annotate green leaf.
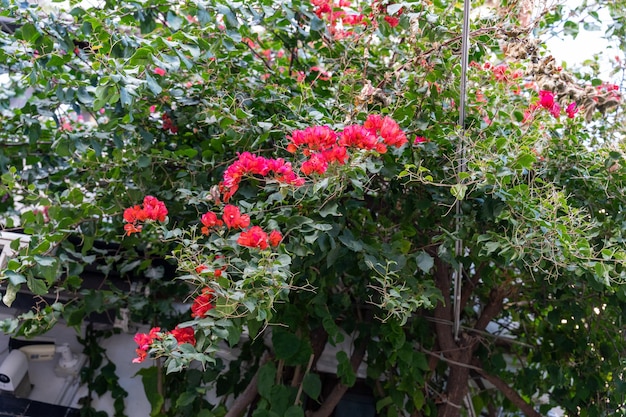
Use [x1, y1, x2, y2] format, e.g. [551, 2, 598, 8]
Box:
[336, 350, 356, 387]
[16, 23, 40, 42]
[272, 329, 300, 360]
[302, 373, 321, 400]
[338, 229, 363, 252]
[450, 183, 467, 200]
[166, 11, 183, 31]
[145, 73, 163, 95]
[136, 367, 165, 417]
[319, 202, 340, 218]
[5, 271, 26, 286]
[415, 251, 434, 273]
[257, 362, 276, 399]
[175, 391, 197, 408]
[27, 276, 48, 295]
[284, 406, 304, 417]
[2, 283, 19, 307]
[563, 20, 579, 37]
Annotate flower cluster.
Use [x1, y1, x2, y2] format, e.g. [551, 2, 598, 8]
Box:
[195, 262, 226, 278]
[162, 113, 178, 134]
[199, 205, 283, 250]
[132, 326, 197, 363]
[287, 114, 407, 177]
[310, 0, 401, 40]
[123, 196, 168, 236]
[238, 227, 282, 250]
[524, 90, 578, 121]
[471, 61, 523, 84]
[220, 152, 305, 202]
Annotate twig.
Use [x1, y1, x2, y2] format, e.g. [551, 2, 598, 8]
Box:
[224, 351, 272, 417]
[306, 337, 367, 417]
[294, 353, 315, 406]
[472, 362, 542, 417]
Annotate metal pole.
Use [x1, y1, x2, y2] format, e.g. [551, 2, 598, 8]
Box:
[454, 0, 472, 342]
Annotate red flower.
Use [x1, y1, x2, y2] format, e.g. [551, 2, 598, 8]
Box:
[132, 349, 148, 364]
[143, 196, 168, 222]
[322, 145, 349, 165]
[191, 288, 215, 318]
[134, 328, 159, 350]
[170, 326, 196, 345]
[491, 65, 508, 82]
[301, 153, 329, 176]
[288, 126, 338, 155]
[414, 136, 428, 144]
[379, 116, 408, 148]
[268, 230, 283, 247]
[132, 327, 162, 363]
[364, 114, 383, 133]
[124, 223, 143, 236]
[237, 226, 269, 250]
[123, 205, 147, 223]
[223, 205, 251, 229]
[384, 15, 399, 27]
[339, 124, 378, 150]
[154, 67, 166, 76]
[122, 196, 167, 236]
[200, 212, 223, 235]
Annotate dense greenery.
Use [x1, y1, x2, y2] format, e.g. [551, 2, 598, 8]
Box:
[1, 0, 626, 416]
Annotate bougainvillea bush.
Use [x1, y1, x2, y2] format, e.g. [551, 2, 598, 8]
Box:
[2, 0, 626, 416]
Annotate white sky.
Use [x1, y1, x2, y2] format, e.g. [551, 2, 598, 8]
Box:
[543, 0, 617, 81]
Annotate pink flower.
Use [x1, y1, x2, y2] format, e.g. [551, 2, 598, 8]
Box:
[549, 102, 561, 118]
[414, 136, 428, 144]
[154, 67, 166, 76]
[566, 102, 579, 118]
[538, 90, 555, 109]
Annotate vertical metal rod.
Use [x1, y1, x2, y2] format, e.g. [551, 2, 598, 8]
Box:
[454, 0, 472, 342]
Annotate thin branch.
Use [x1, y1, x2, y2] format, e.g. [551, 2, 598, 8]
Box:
[472, 363, 542, 417]
[307, 337, 368, 417]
